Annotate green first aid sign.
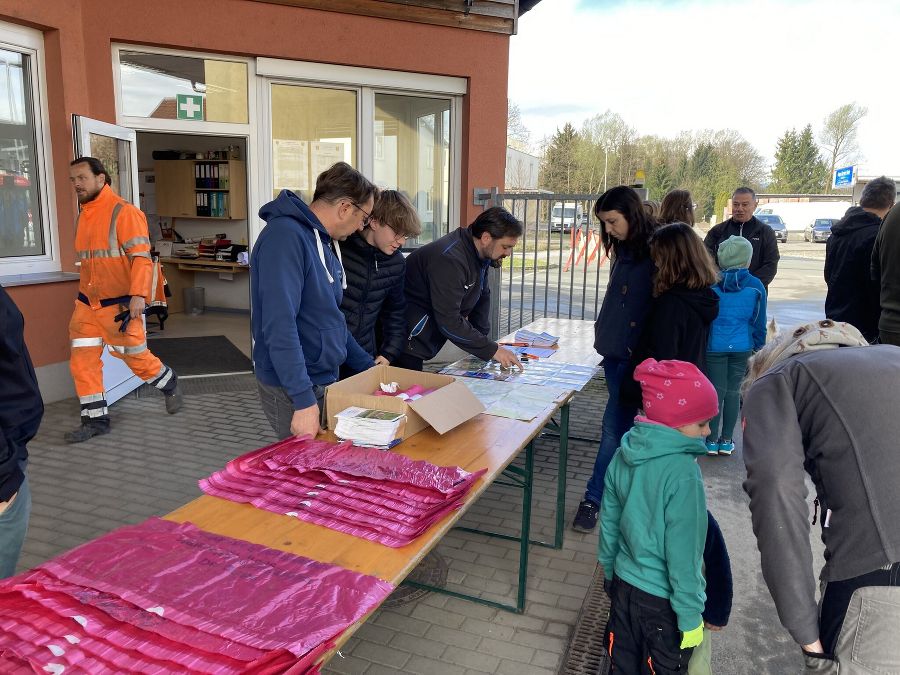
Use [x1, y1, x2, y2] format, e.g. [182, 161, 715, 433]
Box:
[176, 93, 204, 121]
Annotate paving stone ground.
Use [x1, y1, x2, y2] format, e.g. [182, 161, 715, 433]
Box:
[18, 373, 606, 674]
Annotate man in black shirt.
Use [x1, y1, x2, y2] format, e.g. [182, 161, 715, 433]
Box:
[704, 187, 780, 289]
[396, 207, 523, 371]
[825, 176, 895, 342]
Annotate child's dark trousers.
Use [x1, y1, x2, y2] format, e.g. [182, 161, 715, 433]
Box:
[605, 577, 694, 674]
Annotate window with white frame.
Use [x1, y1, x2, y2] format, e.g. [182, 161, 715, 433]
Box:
[258, 58, 464, 246]
[0, 23, 56, 276]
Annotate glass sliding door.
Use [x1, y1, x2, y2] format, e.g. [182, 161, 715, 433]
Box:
[374, 94, 451, 244]
[270, 84, 357, 202]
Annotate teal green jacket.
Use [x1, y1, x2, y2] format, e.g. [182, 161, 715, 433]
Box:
[599, 419, 708, 631]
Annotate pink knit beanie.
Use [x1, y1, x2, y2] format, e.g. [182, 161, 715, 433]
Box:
[634, 358, 719, 428]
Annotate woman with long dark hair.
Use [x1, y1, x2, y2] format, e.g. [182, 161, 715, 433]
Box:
[572, 186, 659, 532]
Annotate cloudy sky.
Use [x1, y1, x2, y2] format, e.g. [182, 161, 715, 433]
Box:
[509, 0, 900, 177]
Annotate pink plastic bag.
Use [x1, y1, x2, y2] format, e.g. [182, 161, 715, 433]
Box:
[199, 438, 486, 547]
[0, 518, 393, 673]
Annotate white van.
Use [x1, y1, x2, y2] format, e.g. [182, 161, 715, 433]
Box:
[550, 201, 584, 233]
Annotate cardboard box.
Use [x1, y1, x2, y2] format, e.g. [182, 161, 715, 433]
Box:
[325, 365, 485, 438]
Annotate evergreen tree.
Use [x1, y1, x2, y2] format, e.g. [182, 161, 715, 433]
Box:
[795, 124, 829, 192]
[770, 128, 799, 192]
[539, 124, 580, 193]
[770, 125, 828, 193]
[645, 160, 675, 201]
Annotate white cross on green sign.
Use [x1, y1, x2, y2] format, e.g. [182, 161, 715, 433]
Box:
[176, 93, 204, 121]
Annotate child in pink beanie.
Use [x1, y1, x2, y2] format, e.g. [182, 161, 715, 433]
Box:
[600, 358, 718, 674]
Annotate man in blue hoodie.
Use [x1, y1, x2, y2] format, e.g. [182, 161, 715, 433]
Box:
[251, 162, 376, 440]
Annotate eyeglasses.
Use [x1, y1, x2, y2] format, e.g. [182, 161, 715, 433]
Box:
[387, 225, 408, 244]
[348, 201, 372, 227]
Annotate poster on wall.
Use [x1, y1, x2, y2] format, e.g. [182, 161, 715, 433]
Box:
[274, 139, 309, 192]
[374, 121, 385, 160]
[311, 141, 345, 178]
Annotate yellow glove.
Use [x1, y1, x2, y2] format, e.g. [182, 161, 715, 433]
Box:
[680, 623, 704, 649]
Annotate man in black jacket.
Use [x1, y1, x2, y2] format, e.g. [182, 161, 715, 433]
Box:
[396, 207, 523, 371]
[873, 197, 900, 346]
[0, 285, 44, 578]
[825, 176, 895, 342]
[704, 187, 780, 288]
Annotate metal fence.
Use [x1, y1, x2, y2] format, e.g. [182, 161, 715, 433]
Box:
[480, 192, 607, 338]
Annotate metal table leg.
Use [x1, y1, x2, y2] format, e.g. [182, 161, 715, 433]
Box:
[553, 401, 570, 550]
[405, 440, 534, 613]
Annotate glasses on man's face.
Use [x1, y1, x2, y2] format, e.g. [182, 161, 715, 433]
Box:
[349, 201, 372, 227]
[387, 226, 408, 244]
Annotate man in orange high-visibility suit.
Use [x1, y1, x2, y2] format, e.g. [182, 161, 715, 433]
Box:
[65, 157, 182, 444]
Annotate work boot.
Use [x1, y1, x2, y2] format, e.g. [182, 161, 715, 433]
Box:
[572, 499, 600, 532]
[164, 380, 183, 414]
[64, 422, 111, 444]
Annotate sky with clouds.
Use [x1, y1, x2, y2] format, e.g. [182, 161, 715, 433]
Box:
[509, 0, 900, 177]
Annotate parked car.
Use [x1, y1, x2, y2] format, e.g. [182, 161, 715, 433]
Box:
[550, 201, 584, 233]
[804, 218, 835, 243]
[756, 213, 788, 243]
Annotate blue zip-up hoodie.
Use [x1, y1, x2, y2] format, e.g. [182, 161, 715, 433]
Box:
[708, 268, 767, 353]
[251, 190, 374, 409]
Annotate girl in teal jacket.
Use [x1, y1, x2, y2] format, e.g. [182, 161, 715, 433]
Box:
[600, 358, 719, 674]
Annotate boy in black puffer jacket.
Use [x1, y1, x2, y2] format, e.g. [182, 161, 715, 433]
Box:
[339, 190, 421, 375]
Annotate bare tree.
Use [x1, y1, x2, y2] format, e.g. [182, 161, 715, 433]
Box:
[507, 101, 531, 153]
[820, 102, 867, 192]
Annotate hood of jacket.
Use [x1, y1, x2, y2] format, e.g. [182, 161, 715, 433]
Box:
[718, 267, 756, 293]
[258, 190, 347, 289]
[259, 189, 327, 236]
[664, 284, 720, 324]
[831, 206, 881, 237]
[619, 418, 707, 466]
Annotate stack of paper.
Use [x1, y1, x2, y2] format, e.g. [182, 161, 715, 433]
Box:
[0, 518, 393, 674]
[514, 329, 559, 347]
[200, 438, 487, 547]
[334, 406, 406, 449]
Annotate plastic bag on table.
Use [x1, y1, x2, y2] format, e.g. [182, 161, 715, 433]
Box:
[9, 519, 393, 657]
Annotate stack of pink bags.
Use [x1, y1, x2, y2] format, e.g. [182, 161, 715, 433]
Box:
[200, 437, 487, 547]
[0, 518, 393, 674]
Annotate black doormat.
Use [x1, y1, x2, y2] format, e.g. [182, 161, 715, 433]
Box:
[147, 335, 252, 377]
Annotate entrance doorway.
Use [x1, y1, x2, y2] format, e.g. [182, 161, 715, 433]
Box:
[136, 131, 253, 377]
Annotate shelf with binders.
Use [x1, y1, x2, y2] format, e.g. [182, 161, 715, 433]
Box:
[154, 159, 246, 220]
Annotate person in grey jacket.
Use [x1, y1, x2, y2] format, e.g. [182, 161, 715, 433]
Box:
[741, 319, 900, 672]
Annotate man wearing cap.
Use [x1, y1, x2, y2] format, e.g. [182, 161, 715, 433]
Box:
[742, 319, 900, 671]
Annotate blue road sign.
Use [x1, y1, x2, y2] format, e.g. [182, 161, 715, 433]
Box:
[833, 165, 856, 189]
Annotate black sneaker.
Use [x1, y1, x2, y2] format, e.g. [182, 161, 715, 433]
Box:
[164, 381, 183, 414]
[572, 500, 600, 532]
[64, 422, 111, 444]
